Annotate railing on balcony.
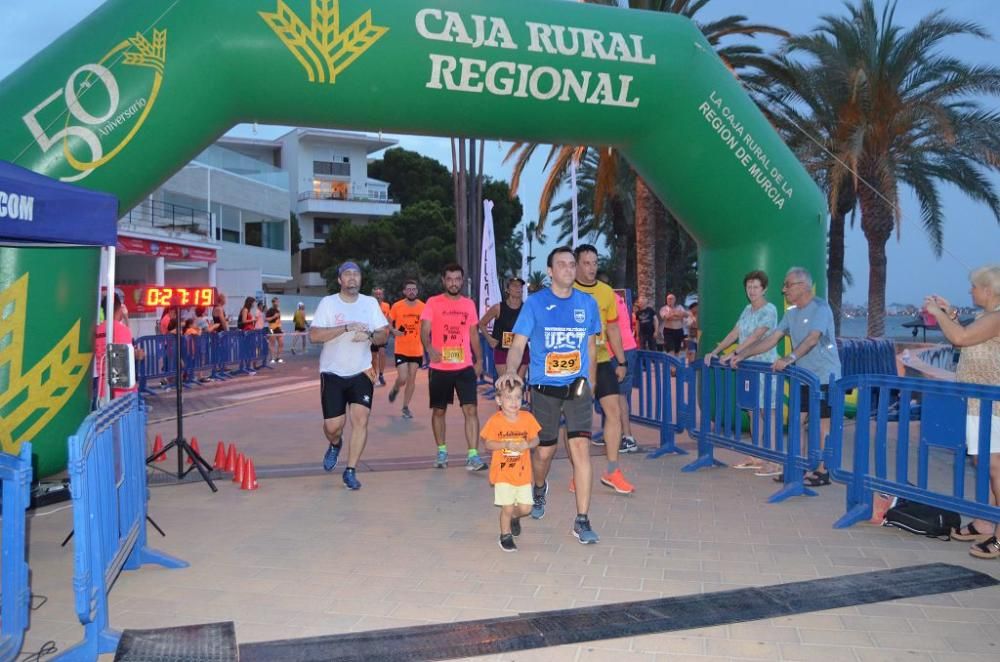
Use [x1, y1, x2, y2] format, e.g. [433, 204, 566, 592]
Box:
[297, 189, 396, 205]
[120, 200, 212, 237]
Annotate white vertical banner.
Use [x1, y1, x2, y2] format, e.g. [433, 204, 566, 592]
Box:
[521, 222, 529, 298]
[616, 0, 630, 8]
[570, 155, 579, 249]
[479, 200, 502, 323]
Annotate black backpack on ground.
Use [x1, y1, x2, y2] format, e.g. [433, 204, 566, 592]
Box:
[883, 497, 961, 540]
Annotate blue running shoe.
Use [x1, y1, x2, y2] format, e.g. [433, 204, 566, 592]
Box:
[530, 481, 548, 520]
[572, 516, 599, 544]
[342, 467, 361, 490]
[323, 443, 341, 472]
[434, 448, 448, 468]
[466, 454, 487, 472]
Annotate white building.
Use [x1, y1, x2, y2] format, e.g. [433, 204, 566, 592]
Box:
[114, 128, 399, 333]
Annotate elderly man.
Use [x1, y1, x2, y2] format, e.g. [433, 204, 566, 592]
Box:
[729, 266, 842, 487]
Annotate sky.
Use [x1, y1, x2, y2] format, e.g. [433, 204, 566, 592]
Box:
[2, 0, 998, 307]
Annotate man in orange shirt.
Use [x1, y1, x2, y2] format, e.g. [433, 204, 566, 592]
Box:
[387, 279, 425, 419]
[370, 287, 392, 385]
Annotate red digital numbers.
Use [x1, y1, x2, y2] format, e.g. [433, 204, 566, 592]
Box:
[142, 286, 216, 307]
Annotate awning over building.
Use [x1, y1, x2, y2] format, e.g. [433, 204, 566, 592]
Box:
[0, 160, 118, 246]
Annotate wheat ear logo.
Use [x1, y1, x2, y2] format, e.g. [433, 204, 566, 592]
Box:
[260, 0, 388, 84]
[0, 275, 92, 454]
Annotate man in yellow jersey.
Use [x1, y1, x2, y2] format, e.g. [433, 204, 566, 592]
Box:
[573, 244, 634, 494]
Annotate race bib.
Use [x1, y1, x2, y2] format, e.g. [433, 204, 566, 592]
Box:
[501, 331, 514, 349]
[545, 351, 581, 377]
[442, 346, 465, 363]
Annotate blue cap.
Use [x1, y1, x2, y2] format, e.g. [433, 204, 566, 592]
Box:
[338, 261, 361, 276]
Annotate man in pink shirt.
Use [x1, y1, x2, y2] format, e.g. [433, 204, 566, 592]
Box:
[420, 263, 486, 471]
[614, 290, 640, 453]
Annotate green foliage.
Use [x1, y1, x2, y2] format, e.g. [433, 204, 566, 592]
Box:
[319, 149, 523, 299]
[289, 212, 302, 255]
[367, 147, 453, 208]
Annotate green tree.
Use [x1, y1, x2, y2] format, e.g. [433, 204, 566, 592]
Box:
[778, 0, 1000, 336]
[289, 212, 302, 255]
[368, 147, 454, 208]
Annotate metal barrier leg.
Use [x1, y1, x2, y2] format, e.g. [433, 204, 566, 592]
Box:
[768, 479, 818, 504]
[833, 497, 873, 529]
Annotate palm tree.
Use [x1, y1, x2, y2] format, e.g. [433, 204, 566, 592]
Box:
[523, 220, 547, 275]
[505, 0, 787, 304]
[750, 56, 859, 335]
[528, 270, 548, 293]
[548, 149, 637, 285]
[779, 0, 1000, 336]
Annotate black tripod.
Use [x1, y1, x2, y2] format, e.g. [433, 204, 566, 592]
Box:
[145, 305, 217, 492]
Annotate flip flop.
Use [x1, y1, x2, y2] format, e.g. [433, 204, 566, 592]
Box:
[952, 522, 993, 543]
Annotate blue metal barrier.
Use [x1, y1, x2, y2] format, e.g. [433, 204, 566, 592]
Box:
[630, 351, 688, 457]
[0, 444, 32, 662]
[827, 374, 1000, 529]
[135, 330, 270, 390]
[683, 360, 824, 503]
[54, 394, 187, 661]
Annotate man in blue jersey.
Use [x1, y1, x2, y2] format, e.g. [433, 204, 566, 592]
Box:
[499, 246, 602, 544]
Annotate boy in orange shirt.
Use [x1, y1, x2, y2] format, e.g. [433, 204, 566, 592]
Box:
[482, 375, 540, 552]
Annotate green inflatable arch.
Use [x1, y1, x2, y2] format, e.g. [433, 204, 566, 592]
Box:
[0, 0, 827, 474]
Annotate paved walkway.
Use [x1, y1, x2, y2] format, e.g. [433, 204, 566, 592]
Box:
[19, 354, 1000, 661]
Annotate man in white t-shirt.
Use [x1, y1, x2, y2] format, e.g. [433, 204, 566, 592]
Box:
[309, 261, 389, 490]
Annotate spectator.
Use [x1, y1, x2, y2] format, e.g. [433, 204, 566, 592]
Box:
[634, 296, 658, 351]
[731, 267, 841, 487]
[711, 270, 779, 474]
[659, 293, 686, 357]
[924, 265, 1000, 559]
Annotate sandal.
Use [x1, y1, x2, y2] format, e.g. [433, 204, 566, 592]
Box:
[733, 461, 762, 470]
[969, 536, 1000, 560]
[952, 523, 993, 543]
[802, 471, 831, 487]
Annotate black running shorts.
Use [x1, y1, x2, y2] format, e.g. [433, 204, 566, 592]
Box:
[321, 372, 374, 419]
[531, 384, 593, 446]
[429, 367, 478, 409]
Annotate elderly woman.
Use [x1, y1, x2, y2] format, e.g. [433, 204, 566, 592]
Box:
[706, 270, 779, 474]
[924, 265, 1000, 559]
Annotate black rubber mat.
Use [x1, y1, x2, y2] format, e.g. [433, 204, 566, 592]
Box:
[114, 621, 237, 661]
[238, 563, 996, 662]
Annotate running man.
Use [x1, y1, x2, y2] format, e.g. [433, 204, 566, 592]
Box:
[292, 302, 308, 354]
[266, 297, 284, 363]
[388, 279, 425, 419]
[420, 263, 487, 471]
[500, 246, 601, 543]
[479, 276, 530, 382]
[310, 262, 390, 490]
[573, 244, 634, 494]
[370, 287, 392, 385]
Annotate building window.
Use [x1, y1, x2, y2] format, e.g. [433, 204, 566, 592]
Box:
[312, 179, 349, 200]
[244, 211, 286, 251]
[218, 204, 241, 244]
[313, 159, 350, 177]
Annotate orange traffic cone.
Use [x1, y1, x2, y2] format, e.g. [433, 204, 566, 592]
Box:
[232, 453, 245, 484]
[151, 434, 166, 462]
[241, 457, 258, 491]
[225, 443, 238, 473]
[187, 437, 201, 465]
[213, 442, 227, 469]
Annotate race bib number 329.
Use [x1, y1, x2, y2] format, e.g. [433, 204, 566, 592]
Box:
[545, 351, 581, 377]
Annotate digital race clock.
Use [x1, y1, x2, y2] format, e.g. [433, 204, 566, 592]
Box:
[142, 286, 217, 308]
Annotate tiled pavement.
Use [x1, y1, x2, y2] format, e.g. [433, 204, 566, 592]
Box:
[19, 355, 1000, 661]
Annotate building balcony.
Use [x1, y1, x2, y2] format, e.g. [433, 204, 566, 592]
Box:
[119, 199, 214, 240]
[296, 192, 400, 218]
